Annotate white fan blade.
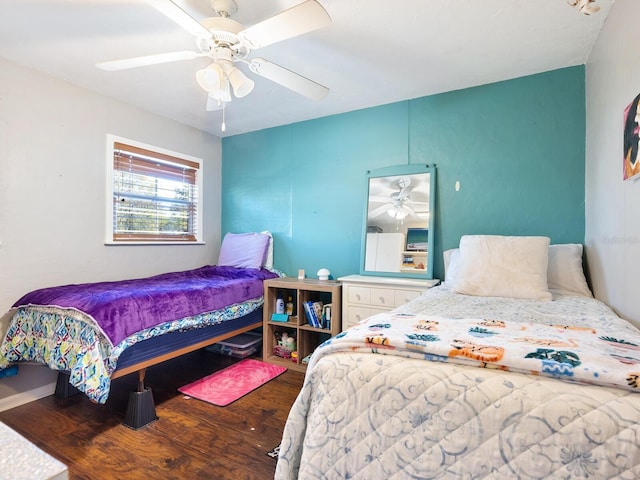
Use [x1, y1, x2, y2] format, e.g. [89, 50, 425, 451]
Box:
[369, 204, 392, 218]
[238, 0, 331, 49]
[405, 205, 420, 220]
[147, 0, 210, 37]
[369, 195, 393, 203]
[249, 58, 328, 101]
[206, 95, 224, 111]
[96, 51, 204, 71]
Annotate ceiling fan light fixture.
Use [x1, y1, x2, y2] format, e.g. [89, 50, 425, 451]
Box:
[226, 66, 255, 98]
[212, 75, 232, 103]
[98, 0, 333, 126]
[388, 205, 409, 220]
[196, 63, 224, 94]
[395, 209, 409, 220]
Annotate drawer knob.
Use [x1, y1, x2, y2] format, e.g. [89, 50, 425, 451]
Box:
[379, 296, 385, 304]
[356, 294, 361, 301]
[355, 314, 361, 321]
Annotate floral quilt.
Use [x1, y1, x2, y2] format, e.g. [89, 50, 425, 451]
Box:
[276, 287, 640, 479]
[310, 308, 640, 393]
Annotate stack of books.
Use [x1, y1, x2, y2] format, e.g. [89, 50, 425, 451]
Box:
[303, 300, 324, 328]
[303, 301, 332, 329]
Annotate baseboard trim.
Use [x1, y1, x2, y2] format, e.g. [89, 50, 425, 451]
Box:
[0, 382, 56, 412]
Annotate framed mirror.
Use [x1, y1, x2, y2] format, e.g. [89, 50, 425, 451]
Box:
[360, 164, 436, 279]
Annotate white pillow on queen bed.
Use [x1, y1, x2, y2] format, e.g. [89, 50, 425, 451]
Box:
[547, 243, 592, 297]
[452, 235, 552, 301]
[443, 248, 461, 284]
[444, 241, 592, 298]
[217, 232, 271, 269]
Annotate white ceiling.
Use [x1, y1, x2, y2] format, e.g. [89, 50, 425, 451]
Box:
[0, 0, 614, 137]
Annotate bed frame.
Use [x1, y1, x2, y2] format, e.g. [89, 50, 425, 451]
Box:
[54, 308, 263, 429]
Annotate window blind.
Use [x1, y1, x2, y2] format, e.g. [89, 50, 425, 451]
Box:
[112, 142, 199, 242]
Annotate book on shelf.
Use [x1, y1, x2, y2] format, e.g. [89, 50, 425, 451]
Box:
[322, 303, 332, 330]
[311, 301, 324, 328]
[303, 300, 323, 328]
[303, 301, 318, 328]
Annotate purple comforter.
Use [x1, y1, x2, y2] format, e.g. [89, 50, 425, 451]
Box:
[13, 266, 278, 346]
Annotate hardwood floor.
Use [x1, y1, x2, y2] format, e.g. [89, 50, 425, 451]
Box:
[0, 350, 305, 480]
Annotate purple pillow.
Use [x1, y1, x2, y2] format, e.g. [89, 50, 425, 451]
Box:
[217, 232, 270, 269]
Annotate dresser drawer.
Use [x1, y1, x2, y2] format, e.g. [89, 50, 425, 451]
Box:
[339, 275, 440, 332]
[369, 287, 395, 308]
[345, 305, 391, 328]
[345, 305, 371, 327]
[347, 286, 371, 305]
[347, 286, 395, 308]
[394, 289, 422, 307]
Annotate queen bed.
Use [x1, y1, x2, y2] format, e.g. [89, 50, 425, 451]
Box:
[0, 232, 278, 428]
[276, 236, 640, 479]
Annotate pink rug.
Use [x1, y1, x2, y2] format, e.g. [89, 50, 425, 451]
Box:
[178, 359, 287, 406]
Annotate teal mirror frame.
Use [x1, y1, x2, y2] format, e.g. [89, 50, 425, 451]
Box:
[360, 164, 436, 280]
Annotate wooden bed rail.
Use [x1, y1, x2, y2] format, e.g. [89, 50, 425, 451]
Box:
[110, 320, 262, 380]
[55, 318, 263, 430]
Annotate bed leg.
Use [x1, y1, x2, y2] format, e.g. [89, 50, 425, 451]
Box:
[54, 371, 79, 400]
[123, 368, 158, 430]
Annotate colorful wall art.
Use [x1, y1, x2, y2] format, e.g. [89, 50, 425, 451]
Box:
[623, 93, 640, 180]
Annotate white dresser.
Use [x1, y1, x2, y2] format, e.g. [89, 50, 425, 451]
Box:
[338, 275, 440, 330]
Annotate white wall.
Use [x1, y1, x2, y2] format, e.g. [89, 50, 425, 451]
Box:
[585, 0, 640, 325]
[0, 58, 222, 404]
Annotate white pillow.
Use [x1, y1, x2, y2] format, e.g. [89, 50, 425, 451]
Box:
[547, 244, 592, 297]
[261, 230, 274, 269]
[446, 243, 592, 297]
[443, 248, 461, 284]
[217, 232, 270, 269]
[452, 235, 552, 301]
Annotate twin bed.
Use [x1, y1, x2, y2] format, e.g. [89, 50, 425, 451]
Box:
[0, 232, 277, 428]
[276, 236, 640, 479]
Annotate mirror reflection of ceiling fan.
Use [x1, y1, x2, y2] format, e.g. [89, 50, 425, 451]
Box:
[96, 0, 331, 131]
[369, 176, 429, 220]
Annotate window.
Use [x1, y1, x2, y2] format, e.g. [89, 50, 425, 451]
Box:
[106, 135, 203, 243]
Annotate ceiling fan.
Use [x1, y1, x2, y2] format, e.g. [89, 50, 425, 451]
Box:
[368, 177, 429, 220]
[96, 0, 331, 129]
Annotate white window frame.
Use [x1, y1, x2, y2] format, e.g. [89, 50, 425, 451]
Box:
[105, 134, 204, 245]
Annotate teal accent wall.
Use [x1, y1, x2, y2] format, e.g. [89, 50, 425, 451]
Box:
[222, 66, 585, 280]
